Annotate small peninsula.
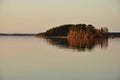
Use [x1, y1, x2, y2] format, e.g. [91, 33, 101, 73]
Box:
[36, 24, 120, 39]
[36, 24, 106, 38]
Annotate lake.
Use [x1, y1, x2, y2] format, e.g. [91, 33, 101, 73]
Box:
[0, 36, 120, 80]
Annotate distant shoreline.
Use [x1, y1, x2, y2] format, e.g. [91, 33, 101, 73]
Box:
[108, 32, 120, 38]
[0, 33, 35, 36]
[0, 32, 120, 38]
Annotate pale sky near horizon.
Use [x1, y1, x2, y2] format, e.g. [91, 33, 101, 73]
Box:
[0, 0, 120, 33]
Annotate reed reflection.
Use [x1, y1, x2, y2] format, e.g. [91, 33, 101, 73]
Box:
[46, 38, 108, 51]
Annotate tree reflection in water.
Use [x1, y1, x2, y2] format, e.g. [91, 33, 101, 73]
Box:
[46, 38, 108, 51]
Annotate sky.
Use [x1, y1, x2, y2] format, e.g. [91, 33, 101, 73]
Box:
[0, 0, 120, 33]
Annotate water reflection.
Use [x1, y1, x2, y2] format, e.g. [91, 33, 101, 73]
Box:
[45, 38, 108, 51]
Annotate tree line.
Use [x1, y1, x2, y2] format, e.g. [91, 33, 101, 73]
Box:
[68, 24, 108, 40]
[41, 24, 108, 39]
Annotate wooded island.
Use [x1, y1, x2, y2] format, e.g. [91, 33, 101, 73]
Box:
[36, 24, 109, 39]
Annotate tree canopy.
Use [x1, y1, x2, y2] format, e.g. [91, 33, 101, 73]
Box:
[37, 24, 108, 39]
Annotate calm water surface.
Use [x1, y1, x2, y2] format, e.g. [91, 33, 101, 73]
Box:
[0, 36, 120, 80]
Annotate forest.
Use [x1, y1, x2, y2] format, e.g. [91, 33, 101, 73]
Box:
[37, 24, 108, 40]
